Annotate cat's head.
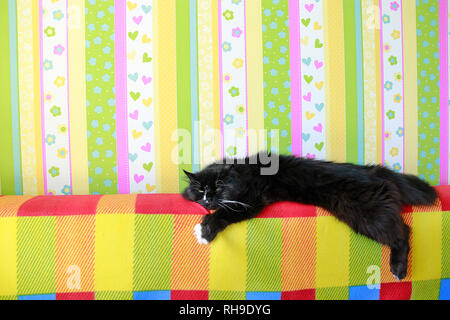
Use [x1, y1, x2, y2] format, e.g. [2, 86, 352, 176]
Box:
[182, 164, 242, 210]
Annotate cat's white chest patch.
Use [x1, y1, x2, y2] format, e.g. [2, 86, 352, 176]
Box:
[193, 224, 209, 245]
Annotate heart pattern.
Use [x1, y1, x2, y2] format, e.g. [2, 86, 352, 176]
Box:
[299, 0, 326, 159]
[126, 1, 156, 193]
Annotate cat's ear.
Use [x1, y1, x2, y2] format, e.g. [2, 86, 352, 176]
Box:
[183, 170, 197, 181]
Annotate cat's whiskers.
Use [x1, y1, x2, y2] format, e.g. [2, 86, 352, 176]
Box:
[217, 201, 241, 212]
[221, 199, 252, 208]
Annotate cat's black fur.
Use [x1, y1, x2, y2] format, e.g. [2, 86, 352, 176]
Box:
[182, 152, 437, 280]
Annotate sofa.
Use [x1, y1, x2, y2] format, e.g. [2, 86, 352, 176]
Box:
[1, 186, 449, 300]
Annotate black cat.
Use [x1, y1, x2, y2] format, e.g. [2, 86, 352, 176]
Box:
[182, 152, 437, 280]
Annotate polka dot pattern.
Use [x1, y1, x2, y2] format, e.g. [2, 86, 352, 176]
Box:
[85, 0, 118, 194]
[262, 0, 291, 154]
[416, 0, 440, 184]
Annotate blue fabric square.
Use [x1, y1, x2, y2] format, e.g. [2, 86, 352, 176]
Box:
[349, 285, 380, 300]
[439, 279, 450, 300]
[246, 291, 281, 300]
[18, 294, 56, 300]
[133, 291, 171, 300]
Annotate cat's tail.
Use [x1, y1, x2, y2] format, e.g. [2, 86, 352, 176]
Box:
[394, 173, 438, 206]
[372, 165, 437, 205]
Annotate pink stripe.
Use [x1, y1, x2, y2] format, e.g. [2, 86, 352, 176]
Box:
[218, 0, 225, 158]
[439, 0, 449, 185]
[65, 0, 73, 193]
[38, 0, 48, 195]
[400, 0, 406, 173]
[243, 0, 249, 156]
[114, 0, 130, 194]
[379, 0, 386, 166]
[289, 0, 302, 157]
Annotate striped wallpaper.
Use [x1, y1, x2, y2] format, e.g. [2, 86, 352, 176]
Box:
[0, 0, 449, 196]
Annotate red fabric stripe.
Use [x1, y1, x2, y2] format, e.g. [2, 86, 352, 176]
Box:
[56, 292, 95, 300]
[380, 282, 412, 300]
[281, 289, 316, 300]
[135, 194, 209, 215]
[257, 202, 316, 218]
[402, 205, 413, 214]
[17, 195, 102, 217]
[436, 185, 450, 212]
[171, 290, 209, 300]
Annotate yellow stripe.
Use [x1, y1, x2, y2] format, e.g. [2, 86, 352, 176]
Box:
[212, 0, 221, 161]
[246, 0, 264, 155]
[316, 216, 350, 288]
[362, 0, 378, 165]
[153, 0, 161, 190]
[17, 0, 39, 195]
[324, 0, 346, 163]
[198, 0, 218, 167]
[209, 221, 247, 291]
[68, 0, 89, 195]
[412, 212, 442, 281]
[403, 0, 418, 175]
[32, 0, 44, 195]
[154, 0, 178, 192]
[95, 214, 134, 291]
[0, 217, 17, 296]
[375, 0, 382, 165]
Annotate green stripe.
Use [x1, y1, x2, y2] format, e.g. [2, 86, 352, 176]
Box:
[209, 291, 246, 300]
[354, 0, 365, 165]
[176, 0, 192, 191]
[262, 0, 291, 155]
[343, 0, 359, 164]
[17, 217, 56, 295]
[246, 218, 282, 291]
[85, 0, 118, 194]
[416, 1, 440, 185]
[0, 0, 15, 195]
[133, 215, 174, 291]
[316, 286, 349, 300]
[411, 280, 441, 300]
[9, 0, 23, 195]
[442, 214, 450, 278]
[95, 291, 133, 300]
[349, 232, 382, 286]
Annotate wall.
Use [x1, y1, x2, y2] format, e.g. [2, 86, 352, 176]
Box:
[0, 0, 448, 195]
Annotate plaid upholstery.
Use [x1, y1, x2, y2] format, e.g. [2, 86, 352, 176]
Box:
[1, 187, 449, 300]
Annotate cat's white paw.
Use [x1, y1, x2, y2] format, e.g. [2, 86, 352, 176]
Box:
[193, 223, 209, 245]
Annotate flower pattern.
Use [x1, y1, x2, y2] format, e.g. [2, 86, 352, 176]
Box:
[41, 0, 71, 195]
[381, 0, 405, 173]
[220, 0, 248, 157]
